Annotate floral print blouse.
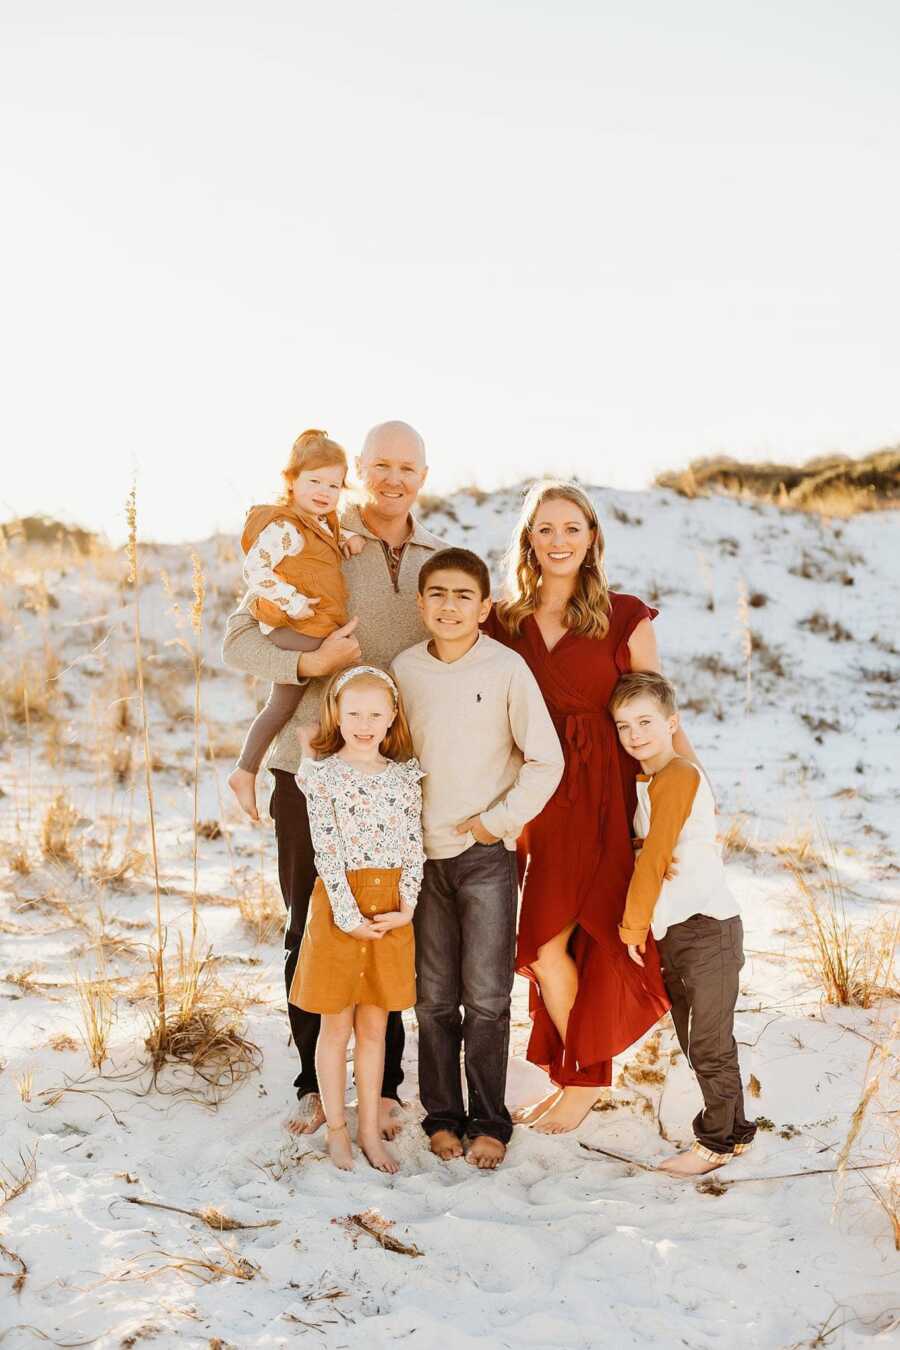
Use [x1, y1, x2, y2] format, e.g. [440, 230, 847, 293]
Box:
[243, 518, 319, 632]
[296, 755, 426, 932]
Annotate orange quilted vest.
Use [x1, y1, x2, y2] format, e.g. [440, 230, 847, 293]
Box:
[241, 503, 348, 637]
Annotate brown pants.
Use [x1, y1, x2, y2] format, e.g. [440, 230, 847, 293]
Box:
[657, 914, 757, 1160]
[236, 627, 323, 773]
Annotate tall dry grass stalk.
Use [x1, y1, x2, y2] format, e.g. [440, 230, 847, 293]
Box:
[164, 550, 207, 943]
[75, 961, 116, 1070]
[127, 484, 167, 1064]
[835, 1016, 899, 1250]
[737, 579, 752, 712]
[791, 849, 898, 1009]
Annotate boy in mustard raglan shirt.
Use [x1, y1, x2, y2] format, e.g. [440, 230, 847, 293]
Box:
[609, 671, 757, 1177]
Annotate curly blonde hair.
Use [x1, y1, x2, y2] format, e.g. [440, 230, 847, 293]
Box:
[495, 481, 611, 640]
[311, 669, 414, 761]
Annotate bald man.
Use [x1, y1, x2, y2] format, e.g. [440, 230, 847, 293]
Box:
[222, 421, 444, 1138]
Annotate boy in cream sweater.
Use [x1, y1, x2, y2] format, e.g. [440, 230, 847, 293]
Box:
[392, 548, 564, 1170]
[609, 671, 757, 1176]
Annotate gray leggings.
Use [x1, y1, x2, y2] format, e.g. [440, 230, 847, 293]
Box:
[237, 628, 323, 773]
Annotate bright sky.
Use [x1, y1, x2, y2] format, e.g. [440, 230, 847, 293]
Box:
[3, 1, 899, 543]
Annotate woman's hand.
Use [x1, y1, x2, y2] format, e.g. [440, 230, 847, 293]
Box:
[456, 815, 500, 845]
[627, 942, 646, 968]
[369, 907, 414, 936]
[297, 617, 361, 679]
[348, 919, 385, 941]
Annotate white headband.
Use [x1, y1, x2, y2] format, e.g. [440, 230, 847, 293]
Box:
[333, 665, 398, 700]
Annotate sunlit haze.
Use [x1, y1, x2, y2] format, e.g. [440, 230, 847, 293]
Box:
[3, 1, 899, 543]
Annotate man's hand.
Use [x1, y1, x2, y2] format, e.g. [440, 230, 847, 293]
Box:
[627, 942, 646, 968]
[369, 908, 414, 935]
[340, 534, 365, 559]
[455, 815, 500, 845]
[348, 919, 385, 941]
[297, 617, 361, 679]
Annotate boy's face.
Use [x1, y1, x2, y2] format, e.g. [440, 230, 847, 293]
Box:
[417, 568, 491, 642]
[612, 693, 678, 763]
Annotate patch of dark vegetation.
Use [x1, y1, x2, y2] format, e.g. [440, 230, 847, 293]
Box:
[611, 505, 644, 526]
[750, 631, 788, 678]
[1, 515, 100, 554]
[655, 446, 900, 515]
[799, 612, 854, 643]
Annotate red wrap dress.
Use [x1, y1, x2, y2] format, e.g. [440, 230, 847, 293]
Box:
[484, 594, 670, 1087]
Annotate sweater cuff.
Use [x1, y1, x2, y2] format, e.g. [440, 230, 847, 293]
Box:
[479, 804, 513, 841]
[619, 923, 649, 945]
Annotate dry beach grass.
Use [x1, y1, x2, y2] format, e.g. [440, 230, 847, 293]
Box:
[0, 463, 897, 1345]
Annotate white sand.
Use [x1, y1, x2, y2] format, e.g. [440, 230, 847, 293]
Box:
[0, 484, 897, 1348]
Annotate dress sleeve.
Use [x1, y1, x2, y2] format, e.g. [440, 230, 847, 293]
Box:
[243, 520, 317, 620]
[397, 759, 426, 911]
[619, 760, 699, 944]
[295, 761, 364, 933]
[614, 594, 660, 674]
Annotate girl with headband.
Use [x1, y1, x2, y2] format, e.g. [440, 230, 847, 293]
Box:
[288, 665, 425, 1173]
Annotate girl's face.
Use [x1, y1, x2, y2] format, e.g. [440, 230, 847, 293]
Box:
[291, 464, 344, 517]
[529, 497, 596, 581]
[337, 682, 396, 757]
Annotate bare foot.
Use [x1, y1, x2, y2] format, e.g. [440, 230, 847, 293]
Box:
[379, 1096, 403, 1140]
[326, 1122, 354, 1171]
[531, 1086, 601, 1134]
[227, 767, 259, 822]
[285, 1092, 326, 1136]
[512, 1089, 562, 1125]
[429, 1129, 464, 1161]
[465, 1135, 506, 1170]
[658, 1149, 727, 1177]
[359, 1130, 399, 1174]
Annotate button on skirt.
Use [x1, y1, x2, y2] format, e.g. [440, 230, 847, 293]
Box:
[289, 867, 416, 1014]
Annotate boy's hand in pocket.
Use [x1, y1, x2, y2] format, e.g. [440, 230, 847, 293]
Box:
[456, 815, 500, 845]
[369, 908, 414, 935]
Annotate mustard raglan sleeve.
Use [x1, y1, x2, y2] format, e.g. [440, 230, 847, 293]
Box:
[618, 760, 700, 945]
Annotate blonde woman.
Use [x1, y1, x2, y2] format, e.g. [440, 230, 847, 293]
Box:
[484, 482, 698, 1133]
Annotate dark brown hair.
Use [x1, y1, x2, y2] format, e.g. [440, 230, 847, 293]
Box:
[418, 547, 491, 600]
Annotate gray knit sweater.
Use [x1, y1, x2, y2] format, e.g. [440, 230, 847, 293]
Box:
[221, 506, 445, 774]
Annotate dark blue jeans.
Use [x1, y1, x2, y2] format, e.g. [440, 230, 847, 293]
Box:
[414, 841, 518, 1144]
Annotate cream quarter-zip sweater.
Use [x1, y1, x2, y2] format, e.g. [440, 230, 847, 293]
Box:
[221, 507, 445, 774]
[391, 634, 564, 860]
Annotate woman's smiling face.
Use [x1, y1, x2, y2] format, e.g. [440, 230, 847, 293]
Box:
[529, 497, 595, 579]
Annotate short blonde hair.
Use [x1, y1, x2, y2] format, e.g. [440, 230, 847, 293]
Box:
[311, 669, 414, 761]
[280, 429, 348, 505]
[608, 671, 678, 718]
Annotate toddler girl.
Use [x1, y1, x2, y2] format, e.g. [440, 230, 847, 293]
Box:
[290, 665, 424, 1173]
[228, 429, 364, 820]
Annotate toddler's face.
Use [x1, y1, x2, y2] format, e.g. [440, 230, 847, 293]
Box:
[613, 694, 677, 763]
[337, 683, 395, 756]
[417, 567, 491, 645]
[292, 465, 344, 517]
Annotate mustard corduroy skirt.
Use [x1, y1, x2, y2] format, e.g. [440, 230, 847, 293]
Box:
[289, 867, 416, 1014]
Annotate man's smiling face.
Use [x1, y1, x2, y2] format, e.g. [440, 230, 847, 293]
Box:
[357, 422, 428, 522]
